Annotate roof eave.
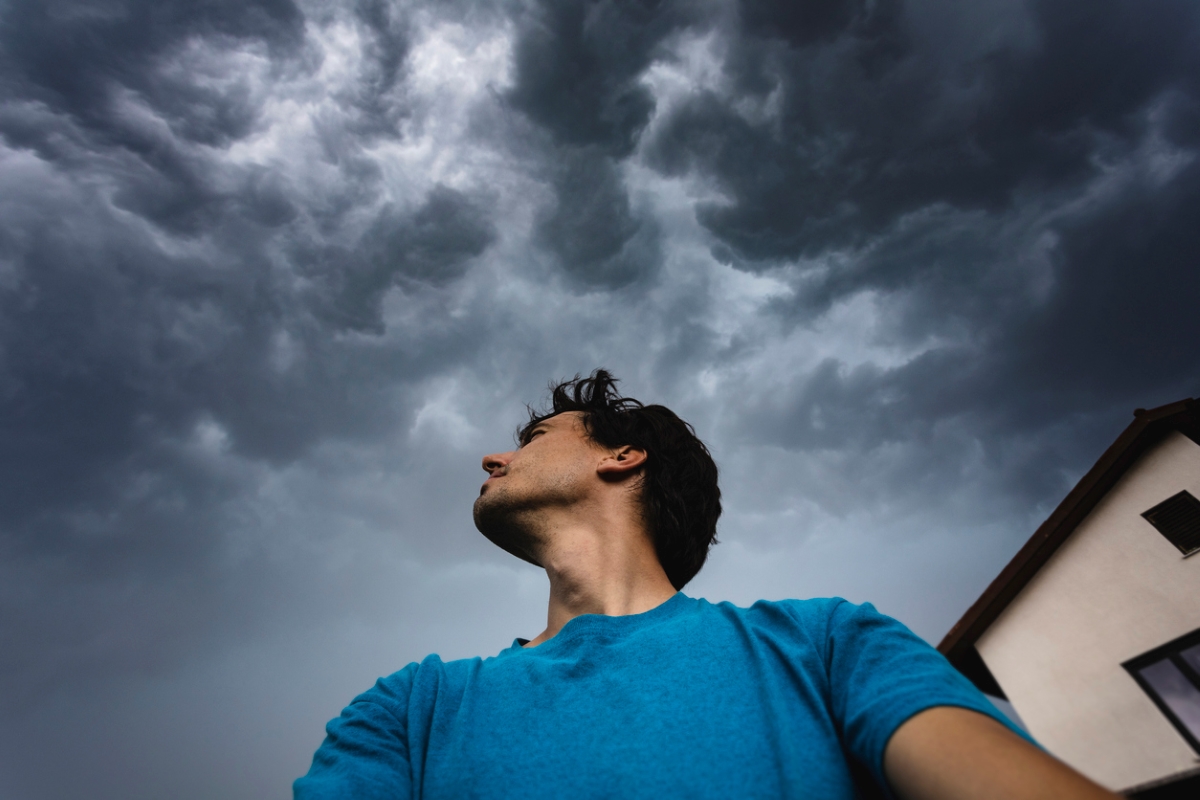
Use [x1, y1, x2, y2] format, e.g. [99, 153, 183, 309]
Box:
[938, 398, 1200, 671]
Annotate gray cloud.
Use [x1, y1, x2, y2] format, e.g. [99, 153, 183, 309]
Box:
[636, 0, 1200, 514]
[319, 184, 497, 330]
[647, 0, 1197, 261]
[533, 150, 660, 288]
[499, 0, 714, 287]
[503, 0, 707, 157]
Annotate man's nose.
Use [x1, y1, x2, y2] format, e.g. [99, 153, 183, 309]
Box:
[482, 451, 513, 474]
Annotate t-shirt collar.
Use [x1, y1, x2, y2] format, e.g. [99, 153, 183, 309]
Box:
[506, 591, 692, 653]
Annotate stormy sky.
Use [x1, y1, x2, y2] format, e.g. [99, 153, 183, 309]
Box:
[2, 0, 1198, 796]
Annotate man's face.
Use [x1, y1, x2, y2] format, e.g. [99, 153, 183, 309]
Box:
[472, 411, 602, 564]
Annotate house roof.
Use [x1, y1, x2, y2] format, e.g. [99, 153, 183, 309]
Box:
[937, 398, 1200, 697]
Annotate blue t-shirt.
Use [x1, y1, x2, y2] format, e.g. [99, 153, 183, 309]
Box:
[295, 594, 1022, 799]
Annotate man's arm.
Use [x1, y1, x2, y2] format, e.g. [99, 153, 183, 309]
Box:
[884, 706, 1122, 800]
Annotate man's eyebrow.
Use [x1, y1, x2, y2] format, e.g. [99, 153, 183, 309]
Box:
[520, 423, 548, 445]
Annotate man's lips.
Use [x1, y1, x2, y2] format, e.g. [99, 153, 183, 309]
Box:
[480, 471, 507, 492]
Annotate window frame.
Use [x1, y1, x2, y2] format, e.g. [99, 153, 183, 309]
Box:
[1123, 627, 1200, 755]
[1141, 489, 1200, 557]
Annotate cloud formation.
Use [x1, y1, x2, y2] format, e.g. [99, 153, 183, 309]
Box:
[1, 0, 1198, 797]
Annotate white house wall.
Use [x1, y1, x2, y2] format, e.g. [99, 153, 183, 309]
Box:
[976, 430, 1200, 792]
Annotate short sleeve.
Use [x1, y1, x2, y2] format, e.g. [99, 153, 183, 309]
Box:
[294, 667, 416, 800]
[822, 601, 1031, 796]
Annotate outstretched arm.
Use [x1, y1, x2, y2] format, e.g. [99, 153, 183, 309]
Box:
[884, 706, 1121, 800]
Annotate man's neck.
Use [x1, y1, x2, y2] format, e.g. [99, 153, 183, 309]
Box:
[522, 518, 677, 648]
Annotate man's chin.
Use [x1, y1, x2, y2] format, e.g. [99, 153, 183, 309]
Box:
[473, 496, 542, 567]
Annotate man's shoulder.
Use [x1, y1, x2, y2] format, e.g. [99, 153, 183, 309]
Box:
[705, 594, 858, 625]
[361, 598, 893, 693]
[680, 595, 866, 645]
[702, 595, 915, 647]
[350, 651, 488, 709]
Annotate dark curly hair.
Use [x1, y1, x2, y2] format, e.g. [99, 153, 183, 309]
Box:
[519, 369, 721, 590]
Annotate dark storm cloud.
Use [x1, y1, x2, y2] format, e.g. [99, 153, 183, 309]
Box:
[1004, 157, 1200, 406]
[631, 0, 1200, 523]
[532, 149, 661, 288]
[0, 0, 507, 712]
[501, 0, 713, 287]
[504, 0, 705, 156]
[0, 0, 503, 499]
[319, 184, 497, 331]
[0, 0, 307, 239]
[2, 0, 1200, 796]
[347, 0, 413, 136]
[647, 0, 1198, 262]
[0, 0, 306, 149]
[0, 170, 492, 539]
[732, 166, 1200, 512]
[739, 0, 887, 48]
[647, 7, 1198, 368]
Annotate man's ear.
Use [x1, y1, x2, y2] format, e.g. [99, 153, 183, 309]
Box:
[596, 445, 647, 477]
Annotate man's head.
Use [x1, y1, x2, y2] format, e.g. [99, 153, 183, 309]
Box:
[473, 369, 720, 590]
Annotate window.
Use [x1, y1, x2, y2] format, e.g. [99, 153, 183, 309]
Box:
[1124, 628, 1200, 754]
[1141, 490, 1200, 556]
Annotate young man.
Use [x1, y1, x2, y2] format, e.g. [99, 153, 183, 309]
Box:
[296, 371, 1119, 799]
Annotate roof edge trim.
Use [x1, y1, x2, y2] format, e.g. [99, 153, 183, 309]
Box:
[938, 398, 1200, 669]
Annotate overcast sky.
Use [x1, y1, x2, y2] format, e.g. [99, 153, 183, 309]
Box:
[2, 0, 1199, 797]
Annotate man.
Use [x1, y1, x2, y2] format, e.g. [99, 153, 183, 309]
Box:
[296, 370, 1119, 799]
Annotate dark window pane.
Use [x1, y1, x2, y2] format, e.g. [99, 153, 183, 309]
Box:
[1142, 490, 1200, 555]
[1139, 658, 1200, 740]
[1181, 643, 1200, 677]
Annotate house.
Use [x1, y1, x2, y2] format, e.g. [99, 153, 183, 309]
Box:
[938, 399, 1200, 799]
